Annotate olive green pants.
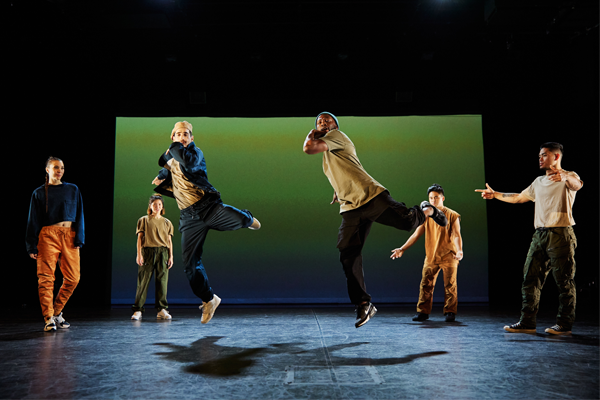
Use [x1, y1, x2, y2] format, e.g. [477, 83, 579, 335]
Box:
[520, 227, 576, 329]
[132, 247, 169, 312]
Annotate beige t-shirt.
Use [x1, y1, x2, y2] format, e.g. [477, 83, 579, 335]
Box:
[319, 129, 386, 213]
[424, 206, 461, 264]
[165, 158, 205, 210]
[136, 215, 174, 248]
[520, 171, 581, 228]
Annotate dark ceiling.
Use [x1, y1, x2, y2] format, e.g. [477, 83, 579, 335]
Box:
[9, 0, 599, 116]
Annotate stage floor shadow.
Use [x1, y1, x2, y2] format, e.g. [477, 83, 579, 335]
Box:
[1, 306, 598, 399]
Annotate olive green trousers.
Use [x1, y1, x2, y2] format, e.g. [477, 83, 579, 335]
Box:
[520, 227, 577, 329]
[132, 247, 169, 312]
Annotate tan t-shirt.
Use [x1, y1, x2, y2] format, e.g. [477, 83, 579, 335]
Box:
[165, 158, 205, 210]
[136, 215, 174, 248]
[520, 171, 581, 228]
[319, 129, 386, 213]
[424, 206, 461, 264]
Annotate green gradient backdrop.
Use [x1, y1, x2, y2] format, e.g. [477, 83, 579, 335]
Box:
[112, 116, 487, 304]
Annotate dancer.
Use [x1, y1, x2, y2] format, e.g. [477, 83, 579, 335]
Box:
[131, 194, 174, 321]
[390, 184, 463, 322]
[26, 157, 84, 332]
[475, 142, 582, 335]
[153, 121, 261, 324]
[303, 112, 448, 328]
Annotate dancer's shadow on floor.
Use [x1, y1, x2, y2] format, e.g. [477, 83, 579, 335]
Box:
[401, 320, 468, 329]
[154, 336, 448, 376]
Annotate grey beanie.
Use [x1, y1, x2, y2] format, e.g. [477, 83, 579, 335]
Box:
[315, 112, 339, 129]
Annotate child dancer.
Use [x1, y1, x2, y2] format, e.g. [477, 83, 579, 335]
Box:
[131, 194, 174, 320]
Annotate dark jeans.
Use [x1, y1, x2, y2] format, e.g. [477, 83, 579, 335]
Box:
[520, 226, 577, 329]
[337, 191, 426, 305]
[132, 247, 169, 312]
[179, 201, 254, 303]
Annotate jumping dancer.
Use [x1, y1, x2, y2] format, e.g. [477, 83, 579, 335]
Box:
[153, 121, 261, 324]
[303, 112, 447, 328]
[26, 157, 84, 332]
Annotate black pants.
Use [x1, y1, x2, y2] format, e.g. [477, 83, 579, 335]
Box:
[179, 201, 253, 303]
[337, 191, 426, 305]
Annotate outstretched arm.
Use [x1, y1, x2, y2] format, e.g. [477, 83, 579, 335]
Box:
[475, 183, 530, 204]
[391, 225, 426, 260]
[303, 129, 329, 154]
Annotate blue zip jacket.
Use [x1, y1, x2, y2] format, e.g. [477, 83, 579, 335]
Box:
[154, 141, 222, 204]
[26, 182, 85, 254]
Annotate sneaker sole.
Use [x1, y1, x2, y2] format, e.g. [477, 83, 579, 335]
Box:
[545, 329, 571, 335]
[504, 326, 536, 333]
[56, 324, 70, 329]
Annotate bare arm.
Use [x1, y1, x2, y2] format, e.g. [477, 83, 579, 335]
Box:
[167, 235, 173, 269]
[303, 129, 329, 154]
[452, 218, 463, 261]
[548, 166, 583, 191]
[391, 224, 426, 260]
[475, 183, 530, 204]
[136, 232, 144, 266]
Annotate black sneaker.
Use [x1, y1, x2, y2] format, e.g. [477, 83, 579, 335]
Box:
[445, 312, 456, 322]
[412, 313, 429, 321]
[545, 324, 571, 335]
[503, 322, 536, 333]
[355, 302, 377, 328]
[420, 201, 448, 227]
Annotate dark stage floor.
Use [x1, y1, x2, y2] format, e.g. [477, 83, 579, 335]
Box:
[1, 306, 598, 399]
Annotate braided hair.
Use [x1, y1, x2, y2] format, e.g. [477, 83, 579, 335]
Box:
[44, 156, 63, 213]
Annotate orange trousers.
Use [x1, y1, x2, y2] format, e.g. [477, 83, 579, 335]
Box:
[416, 261, 458, 315]
[37, 226, 80, 319]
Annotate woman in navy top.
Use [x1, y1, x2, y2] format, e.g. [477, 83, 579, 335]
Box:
[26, 157, 84, 332]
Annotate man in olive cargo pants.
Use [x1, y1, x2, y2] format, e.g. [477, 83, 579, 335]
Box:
[476, 142, 583, 335]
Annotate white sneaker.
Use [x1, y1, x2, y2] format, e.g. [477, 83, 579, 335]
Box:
[44, 316, 56, 332]
[131, 311, 142, 320]
[200, 295, 221, 324]
[157, 309, 172, 319]
[54, 312, 70, 329]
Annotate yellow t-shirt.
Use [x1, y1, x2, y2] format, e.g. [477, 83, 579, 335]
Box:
[520, 171, 581, 228]
[136, 215, 173, 248]
[424, 206, 461, 264]
[319, 129, 386, 213]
